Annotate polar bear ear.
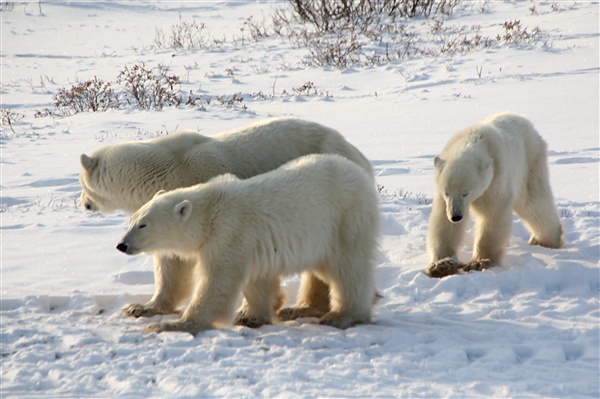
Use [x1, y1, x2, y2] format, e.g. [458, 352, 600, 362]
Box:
[433, 156, 445, 170]
[174, 200, 193, 221]
[153, 190, 167, 199]
[478, 158, 493, 175]
[80, 154, 98, 172]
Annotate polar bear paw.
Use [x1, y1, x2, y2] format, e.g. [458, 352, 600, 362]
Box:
[318, 311, 367, 329]
[426, 257, 465, 278]
[234, 314, 271, 329]
[145, 322, 170, 334]
[144, 320, 209, 335]
[122, 303, 176, 318]
[463, 259, 493, 272]
[278, 306, 328, 321]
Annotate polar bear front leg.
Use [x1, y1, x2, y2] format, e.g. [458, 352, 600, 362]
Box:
[146, 257, 245, 334]
[235, 276, 283, 328]
[467, 204, 513, 271]
[278, 272, 330, 321]
[122, 254, 195, 318]
[427, 257, 465, 278]
[425, 195, 468, 278]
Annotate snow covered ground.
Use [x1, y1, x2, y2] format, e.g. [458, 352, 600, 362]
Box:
[1, 1, 598, 397]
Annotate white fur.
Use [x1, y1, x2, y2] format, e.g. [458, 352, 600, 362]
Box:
[79, 118, 373, 214]
[426, 112, 563, 278]
[117, 154, 380, 334]
[79, 118, 374, 318]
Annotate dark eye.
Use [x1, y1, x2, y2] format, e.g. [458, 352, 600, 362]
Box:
[462, 192, 469, 198]
[139, 223, 147, 229]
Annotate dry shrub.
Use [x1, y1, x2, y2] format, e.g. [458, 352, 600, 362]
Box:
[117, 63, 182, 109]
[53, 77, 117, 115]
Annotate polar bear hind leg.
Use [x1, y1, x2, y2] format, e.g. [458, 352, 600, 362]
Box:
[514, 153, 563, 249]
[317, 245, 375, 328]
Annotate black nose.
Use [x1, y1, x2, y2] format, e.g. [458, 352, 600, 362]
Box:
[116, 242, 128, 253]
[451, 215, 463, 222]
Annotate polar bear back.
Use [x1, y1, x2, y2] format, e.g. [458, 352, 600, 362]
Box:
[200, 117, 374, 179]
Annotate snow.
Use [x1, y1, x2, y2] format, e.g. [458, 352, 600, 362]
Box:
[1, 1, 599, 397]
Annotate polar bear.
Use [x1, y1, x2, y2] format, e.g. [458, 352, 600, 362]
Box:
[426, 112, 563, 278]
[79, 118, 374, 321]
[116, 154, 380, 334]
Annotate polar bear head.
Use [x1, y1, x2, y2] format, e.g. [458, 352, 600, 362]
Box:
[115, 173, 235, 257]
[116, 189, 198, 256]
[434, 154, 493, 223]
[79, 148, 144, 214]
[79, 144, 179, 215]
[79, 153, 121, 213]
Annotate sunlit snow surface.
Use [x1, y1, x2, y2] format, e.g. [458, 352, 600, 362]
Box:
[2, 2, 598, 397]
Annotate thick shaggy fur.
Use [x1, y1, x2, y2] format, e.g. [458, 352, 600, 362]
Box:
[117, 154, 380, 334]
[79, 118, 373, 319]
[426, 112, 563, 278]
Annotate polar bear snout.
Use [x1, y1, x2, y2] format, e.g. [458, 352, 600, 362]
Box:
[445, 198, 466, 223]
[79, 191, 96, 212]
[116, 240, 139, 255]
[116, 241, 129, 253]
[450, 214, 463, 223]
